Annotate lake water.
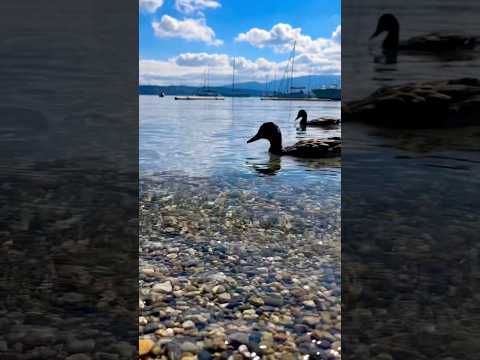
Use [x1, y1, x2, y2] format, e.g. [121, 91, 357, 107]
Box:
[140, 96, 340, 182]
[139, 96, 341, 358]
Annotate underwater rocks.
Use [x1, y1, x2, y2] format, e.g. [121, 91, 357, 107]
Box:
[139, 177, 341, 359]
[343, 78, 480, 128]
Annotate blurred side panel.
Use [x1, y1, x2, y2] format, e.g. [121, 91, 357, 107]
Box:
[342, 0, 480, 359]
[0, 1, 138, 359]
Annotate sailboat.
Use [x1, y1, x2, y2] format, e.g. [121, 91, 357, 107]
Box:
[261, 41, 318, 101]
[175, 69, 224, 100]
[230, 57, 249, 97]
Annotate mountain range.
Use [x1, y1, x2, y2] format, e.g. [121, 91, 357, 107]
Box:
[139, 75, 340, 96]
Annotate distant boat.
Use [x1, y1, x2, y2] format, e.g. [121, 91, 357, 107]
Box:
[175, 69, 224, 101]
[158, 91, 165, 97]
[312, 87, 341, 101]
[261, 41, 319, 101]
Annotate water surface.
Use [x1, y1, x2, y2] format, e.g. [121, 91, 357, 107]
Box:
[140, 96, 340, 187]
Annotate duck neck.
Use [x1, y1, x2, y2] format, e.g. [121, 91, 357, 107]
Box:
[299, 114, 307, 126]
[383, 28, 399, 49]
[268, 135, 283, 155]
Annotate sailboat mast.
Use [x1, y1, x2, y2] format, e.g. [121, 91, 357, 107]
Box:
[273, 69, 277, 95]
[232, 57, 236, 95]
[289, 40, 296, 95]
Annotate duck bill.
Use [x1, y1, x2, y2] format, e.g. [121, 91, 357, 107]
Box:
[295, 115, 301, 120]
[247, 133, 261, 143]
[370, 28, 382, 39]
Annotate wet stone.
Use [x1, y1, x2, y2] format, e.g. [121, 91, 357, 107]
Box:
[139, 177, 340, 360]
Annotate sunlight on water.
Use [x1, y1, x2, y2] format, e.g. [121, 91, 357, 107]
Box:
[140, 96, 340, 183]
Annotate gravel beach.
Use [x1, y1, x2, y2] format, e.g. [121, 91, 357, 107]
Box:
[139, 175, 341, 360]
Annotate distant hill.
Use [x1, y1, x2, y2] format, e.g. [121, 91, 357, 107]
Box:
[139, 85, 262, 97]
[139, 74, 340, 96]
[229, 75, 341, 92]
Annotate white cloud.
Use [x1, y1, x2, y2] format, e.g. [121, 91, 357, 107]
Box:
[140, 49, 340, 86]
[175, 0, 221, 15]
[235, 23, 308, 53]
[175, 52, 230, 67]
[236, 23, 341, 55]
[332, 25, 341, 44]
[139, 0, 164, 13]
[233, 23, 341, 79]
[152, 15, 223, 46]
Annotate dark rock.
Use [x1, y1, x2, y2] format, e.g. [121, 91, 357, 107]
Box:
[197, 350, 213, 360]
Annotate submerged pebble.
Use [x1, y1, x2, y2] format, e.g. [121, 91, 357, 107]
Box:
[139, 176, 340, 359]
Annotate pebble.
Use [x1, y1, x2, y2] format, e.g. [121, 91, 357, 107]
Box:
[139, 339, 155, 356]
[263, 294, 284, 307]
[217, 292, 231, 303]
[153, 281, 173, 293]
[249, 297, 264, 307]
[182, 320, 196, 329]
[66, 338, 95, 353]
[139, 178, 340, 360]
[65, 355, 92, 360]
[180, 341, 199, 354]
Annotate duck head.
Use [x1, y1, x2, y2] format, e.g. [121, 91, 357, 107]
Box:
[370, 13, 400, 49]
[247, 122, 283, 155]
[295, 109, 308, 125]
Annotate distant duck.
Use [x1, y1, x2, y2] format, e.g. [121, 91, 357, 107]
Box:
[295, 109, 340, 129]
[370, 13, 478, 53]
[247, 122, 341, 158]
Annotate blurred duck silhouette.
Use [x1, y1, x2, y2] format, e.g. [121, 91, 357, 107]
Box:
[247, 122, 341, 158]
[370, 13, 478, 55]
[295, 109, 340, 131]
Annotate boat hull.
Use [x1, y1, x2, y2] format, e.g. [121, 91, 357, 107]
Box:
[312, 88, 341, 101]
[260, 97, 325, 101]
[174, 96, 225, 100]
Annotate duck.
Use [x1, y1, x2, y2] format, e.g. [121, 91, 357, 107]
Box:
[342, 78, 480, 128]
[370, 13, 478, 53]
[247, 122, 341, 158]
[295, 109, 340, 129]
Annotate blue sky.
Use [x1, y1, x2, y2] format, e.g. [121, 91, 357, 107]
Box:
[140, 0, 341, 85]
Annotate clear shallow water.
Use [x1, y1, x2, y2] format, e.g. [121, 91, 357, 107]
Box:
[139, 97, 341, 358]
[140, 96, 340, 187]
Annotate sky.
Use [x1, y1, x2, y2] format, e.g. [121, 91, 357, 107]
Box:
[139, 0, 341, 86]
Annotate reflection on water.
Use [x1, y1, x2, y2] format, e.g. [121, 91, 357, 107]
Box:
[140, 96, 340, 181]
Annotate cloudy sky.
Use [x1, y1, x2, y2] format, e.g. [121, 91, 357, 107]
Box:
[140, 0, 340, 85]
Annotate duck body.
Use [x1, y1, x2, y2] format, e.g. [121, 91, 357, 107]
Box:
[283, 138, 341, 158]
[247, 122, 341, 158]
[296, 109, 340, 129]
[371, 14, 478, 54]
[343, 78, 480, 128]
[400, 32, 478, 53]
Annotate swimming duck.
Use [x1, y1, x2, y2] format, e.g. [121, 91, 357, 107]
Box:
[247, 122, 341, 158]
[370, 13, 478, 53]
[295, 109, 340, 129]
[343, 78, 480, 128]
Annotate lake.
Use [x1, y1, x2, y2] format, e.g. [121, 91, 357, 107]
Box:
[140, 96, 340, 181]
[139, 96, 341, 359]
